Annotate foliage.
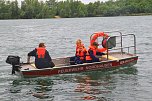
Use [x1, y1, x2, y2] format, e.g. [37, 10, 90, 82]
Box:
[0, 0, 152, 19]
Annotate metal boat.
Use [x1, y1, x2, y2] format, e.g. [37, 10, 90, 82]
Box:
[6, 31, 138, 78]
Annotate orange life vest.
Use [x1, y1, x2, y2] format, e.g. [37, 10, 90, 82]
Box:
[36, 47, 46, 58]
[76, 44, 86, 60]
[86, 46, 97, 61]
[76, 44, 84, 51]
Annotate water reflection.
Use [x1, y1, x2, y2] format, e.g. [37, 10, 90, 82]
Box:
[75, 76, 101, 94]
[74, 75, 112, 100]
[74, 66, 138, 100]
[8, 66, 138, 100]
[10, 77, 54, 99]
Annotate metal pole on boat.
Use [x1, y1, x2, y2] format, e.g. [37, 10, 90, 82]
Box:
[133, 34, 136, 55]
[107, 47, 109, 60]
[106, 39, 109, 60]
[12, 65, 15, 74]
[119, 31, 123, 54]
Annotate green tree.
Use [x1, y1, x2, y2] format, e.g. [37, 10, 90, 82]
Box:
[1, 0, 152, 19]
[46, 0, 58, 18]
[0, 0, 11, 19]
[10, 0, 20, 19]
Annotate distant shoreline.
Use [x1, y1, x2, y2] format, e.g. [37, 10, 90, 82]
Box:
[1, 14, 152, 20]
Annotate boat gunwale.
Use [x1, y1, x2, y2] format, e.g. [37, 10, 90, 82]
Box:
[20, 55, 138, 72]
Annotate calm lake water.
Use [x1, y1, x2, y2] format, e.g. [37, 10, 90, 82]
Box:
[0, 16, 152, 101]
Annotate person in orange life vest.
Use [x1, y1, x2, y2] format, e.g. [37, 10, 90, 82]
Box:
[27, 43, 55, 69]
[76, 39, 82, 50]
[86, 42, 105, 63]
[70, 39, 87, 64]
[75, 39, 87, 64]
[75, 45, 87, 64]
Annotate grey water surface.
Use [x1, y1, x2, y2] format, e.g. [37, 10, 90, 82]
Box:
[0, 16, 152, 101]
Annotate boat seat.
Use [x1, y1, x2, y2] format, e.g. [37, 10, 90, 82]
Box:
[102, 55, 118, 60]
[100, 55, 119, 61]
[55, 64, 65, 67]
[31, 63, 36, 68]
[21, 63, 37, 70]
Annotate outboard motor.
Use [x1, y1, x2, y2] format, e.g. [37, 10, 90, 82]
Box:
[6, 55, 21, 74]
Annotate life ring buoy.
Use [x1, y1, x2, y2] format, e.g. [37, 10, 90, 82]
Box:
[90, 32, 108, 52]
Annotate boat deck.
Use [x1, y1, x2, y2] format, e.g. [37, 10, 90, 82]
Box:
[20, 52, 136, 71]
[111, 52, 135, 58]
[99, 52, 136, 61]
[21, 64, 37, 70]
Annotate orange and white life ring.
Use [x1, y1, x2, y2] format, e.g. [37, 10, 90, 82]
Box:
[90, 32, 109, 52]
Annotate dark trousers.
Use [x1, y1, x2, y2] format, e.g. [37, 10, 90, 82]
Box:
[86, 60, 92, 63]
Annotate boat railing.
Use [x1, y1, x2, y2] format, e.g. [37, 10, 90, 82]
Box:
[112, 34, 136, 53]
[104, 31, 136, 60]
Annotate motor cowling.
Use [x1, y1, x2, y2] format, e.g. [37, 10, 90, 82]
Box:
[6, 55, 20, 65]
[6, 55, 21, 74]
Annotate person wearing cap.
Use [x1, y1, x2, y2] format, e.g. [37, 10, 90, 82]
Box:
[27, 43, 55, 69]
[86, 42, 105, 63]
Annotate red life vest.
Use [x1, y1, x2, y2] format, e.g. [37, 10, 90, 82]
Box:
[86, 46, 97, 61]
[76, 44, 86, 60]
[36, 47, 46, 58]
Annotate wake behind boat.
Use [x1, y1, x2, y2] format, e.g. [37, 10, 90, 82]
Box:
[6, 31, 138, 78]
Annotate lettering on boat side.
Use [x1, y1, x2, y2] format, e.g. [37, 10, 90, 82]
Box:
[57, 58, 136, 74]
[58, 67, 84, 74]
[57, 62, 113, 74]
[119, 58, 135, 65]
[85, 63, 113, 70]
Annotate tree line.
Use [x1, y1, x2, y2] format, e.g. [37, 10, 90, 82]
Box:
[0, 0, 152, 19]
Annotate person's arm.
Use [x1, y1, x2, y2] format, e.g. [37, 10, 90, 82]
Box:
[96, 52, 105, 56]
[97, 48, 107, 52]
[27, 49, 36, 63]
